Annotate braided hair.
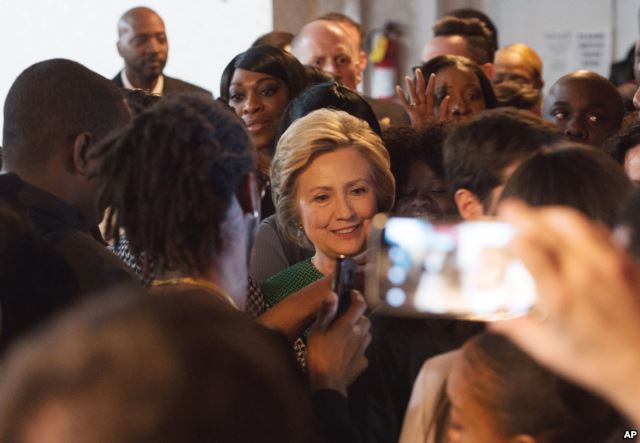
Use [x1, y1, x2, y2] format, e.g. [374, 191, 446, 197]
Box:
[91, 93, 255, 278]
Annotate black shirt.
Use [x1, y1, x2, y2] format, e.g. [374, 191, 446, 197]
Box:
[0, 173, 137, 297]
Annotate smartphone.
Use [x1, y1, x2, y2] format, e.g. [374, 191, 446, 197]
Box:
[365, 215, 536, 321]
[333, 255, 358, 316]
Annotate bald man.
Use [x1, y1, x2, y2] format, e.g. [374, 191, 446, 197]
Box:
[113, 7, 211, 96]
[292, 18, 409, 126]
[545, 70, 624, 148]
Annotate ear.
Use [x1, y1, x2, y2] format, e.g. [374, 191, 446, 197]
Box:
[359, 50, 368, 71]
[116, 40, 124, 57]
[237, 172, 261, 220]
[481, 62, 494, 81]
[72, 132, 93, 176]
[454, 189, 484, 220]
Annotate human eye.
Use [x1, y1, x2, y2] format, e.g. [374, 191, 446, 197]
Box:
[313, 193, 330, 203]
[156, 33, 167, 43]
[552, 108, 568, 120]
[466, 87, 482, 101]
[131, 36, 147, 47]
[228, 90, 244, 102]
[588, 113, 606, 124]
[260, 83, 279, 97]
[313, 58, 324, 67]
[336, 55, 351, 65]
[350, 186, 369, 196]
[434, 87, 448, 104]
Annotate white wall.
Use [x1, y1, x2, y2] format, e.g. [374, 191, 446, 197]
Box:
[615, 0, 640, 59]
[0, 0, 272, 134]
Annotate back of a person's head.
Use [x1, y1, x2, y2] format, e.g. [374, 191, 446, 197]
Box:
[92, 94, 255, 278]
[275, 80, 381, 141]
[0, 290, 312, 443]
[2, 59, 126, 172]
[432, 16, 495, 64]
[444, 107, 561, 204]
[383, 124, 447, 187]
[500, 144, 632, 227]
[494, 80, 541, 113]
[451, 332, 622, 443]
[121, 88, 162, 116]
[605, 117, 640, 165]
[446, 8, 498, 51]
[250, 31, 294, 51]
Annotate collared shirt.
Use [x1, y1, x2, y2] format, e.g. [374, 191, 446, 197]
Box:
[120, 69, 164, 95]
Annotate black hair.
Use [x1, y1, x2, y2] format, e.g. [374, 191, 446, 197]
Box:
[219, 45, 308, 104]
[383, 124, 452, 218]
[494, 80, 541, 111]
[500, 144, 632, 227]
[432, 16, 495, 64]
[91, 94, 255, 278]
[2, 59, 127, 171]
[605, 118, 640, 165]
[121, 88, 162, 116]
[419, 55, 498, 110]
[250, 31, 294, 51]
[446, 8, 498, 52]
[383, 125, 445, 183]
[444, 107, 561, 207]
[304, 65, 335, 84]
[276, 81, 381, 142]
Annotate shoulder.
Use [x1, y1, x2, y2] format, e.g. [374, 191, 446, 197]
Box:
[261, 259, 323, 307]
[163, 75, 213, 96]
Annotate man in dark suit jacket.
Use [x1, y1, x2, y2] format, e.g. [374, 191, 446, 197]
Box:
[114, 7, 211, 96]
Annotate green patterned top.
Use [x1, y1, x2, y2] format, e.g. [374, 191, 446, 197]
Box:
[261, 258, 323, 307]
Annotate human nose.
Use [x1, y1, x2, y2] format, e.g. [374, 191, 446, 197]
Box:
[242, 91, 262, 114]
[450, 97, 469, 118]
[322, 60, 340, 79]
[335, 194, 356, 220]
[564, 116, 587, 141]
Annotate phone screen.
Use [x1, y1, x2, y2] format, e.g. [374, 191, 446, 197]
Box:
[365, 216, 536, 321]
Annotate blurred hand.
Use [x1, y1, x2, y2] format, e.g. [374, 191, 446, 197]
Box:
[307, 290, 371, 397]
[396, 68, 450, 128]
[491, 201, 640, 424]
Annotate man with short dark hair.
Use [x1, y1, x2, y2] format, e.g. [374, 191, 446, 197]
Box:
[1, 58, 136, 296]
[421, 16, 495, 79]
[114, 6, 211, 96]
[444, 108, 562, 219]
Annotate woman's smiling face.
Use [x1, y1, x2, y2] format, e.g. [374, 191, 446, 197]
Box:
[295, 147, 378, 263]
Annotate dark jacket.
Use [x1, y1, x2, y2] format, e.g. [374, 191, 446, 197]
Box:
[112, 71, 213, 96]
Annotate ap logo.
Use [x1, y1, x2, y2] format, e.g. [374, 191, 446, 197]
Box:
[624, 430, 638, 439]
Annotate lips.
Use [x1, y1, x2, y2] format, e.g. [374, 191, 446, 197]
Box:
[244, 119, 271, 133]
[331, 223, 363, 238]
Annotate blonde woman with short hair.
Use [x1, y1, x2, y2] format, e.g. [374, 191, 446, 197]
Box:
[261, 108, 394, 307]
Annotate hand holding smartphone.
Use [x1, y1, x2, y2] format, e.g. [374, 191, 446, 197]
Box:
[333, 255, 358, 317]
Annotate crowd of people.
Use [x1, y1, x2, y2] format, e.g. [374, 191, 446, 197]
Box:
[2, 5, 640, 443]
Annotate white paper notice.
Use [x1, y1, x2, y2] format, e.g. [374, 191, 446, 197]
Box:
[538, 27, 612, 94]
